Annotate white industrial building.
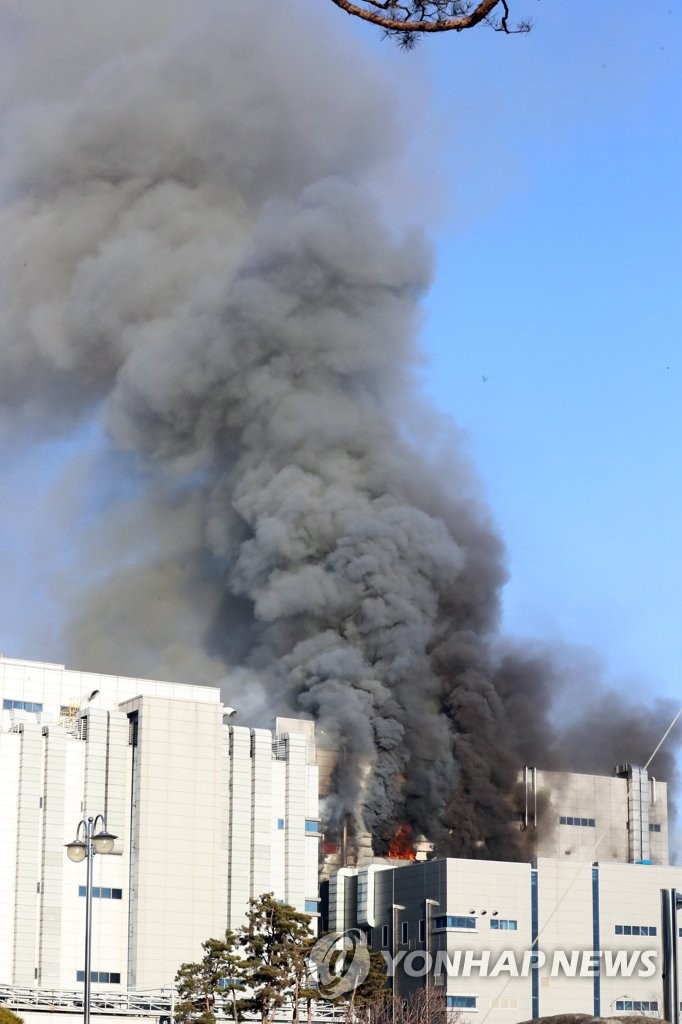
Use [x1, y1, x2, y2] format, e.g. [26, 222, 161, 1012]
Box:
[327, 762, 681, 1024]
[328, 856, 682, 1023]
[3, 653, 681, 1024]
[0, 655, 320, 997]
[520, 763, 669, 864]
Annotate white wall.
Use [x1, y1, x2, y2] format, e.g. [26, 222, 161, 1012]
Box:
[0, 658, 320, 993]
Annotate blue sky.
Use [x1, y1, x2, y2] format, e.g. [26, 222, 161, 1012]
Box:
[1, 0, 681, 720]
[408, 0, 682, 705]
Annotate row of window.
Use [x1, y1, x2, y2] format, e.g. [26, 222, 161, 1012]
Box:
[381, 916, 518, 945]
[380, 916, 663, 945]
[2, 698, 43, 713]
[276, 819, 319, 834]
[78, 886, 123, 900]
[559, 816, 596, 827]
[615, 924, 657, 936]
[649, 823, 662, 832]
[615, 1002, 658, 1012]
[433, 916, 477, 930]
[76, 971, 121, 984]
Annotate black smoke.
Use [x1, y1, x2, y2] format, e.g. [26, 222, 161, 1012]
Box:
[0, 0, 677, 858]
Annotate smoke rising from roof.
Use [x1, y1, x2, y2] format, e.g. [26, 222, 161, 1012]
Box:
[0, 0, 677, 855]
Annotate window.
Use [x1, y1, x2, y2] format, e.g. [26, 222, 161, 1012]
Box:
[76, 971, 121, 984]
[649, 823, 662, 832]
[419, 919, 425, 942]
[128, 711, 138, 747]
[615, 924, 656, 936]
[381, 925, 389, 947]
[491, 919, 518, 931]
[447, 996, 477, 1009]
[305, 900, 319, 913]
[2, 699, 43, 713]
[433, 916, 477, 930]
[615, 1002, 658, 1013]
[401, 921, 408, 944]
[305, 820, 319, 835]
[79, 886, 123, 900]
[277, 819, 284, 830]
[559, 816, 595, 827]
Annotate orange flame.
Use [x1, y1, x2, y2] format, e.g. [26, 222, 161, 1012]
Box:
[386, 824, 416, 860]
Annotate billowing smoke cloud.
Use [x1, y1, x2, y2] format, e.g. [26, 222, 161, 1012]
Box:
[0, 0, 677, 856]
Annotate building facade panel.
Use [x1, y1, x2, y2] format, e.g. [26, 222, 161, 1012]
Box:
[0, 656, 320, 996]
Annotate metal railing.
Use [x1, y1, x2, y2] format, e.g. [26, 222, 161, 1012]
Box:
[0, 984, 173, 1015]
[0, 984, 347, 1022]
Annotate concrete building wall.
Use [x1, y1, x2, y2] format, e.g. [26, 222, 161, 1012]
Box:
[331, 856, 682, 1024]
[522, 766, 669, 865]
[0, 730, 20, 982]
[0, 656, 320, 995]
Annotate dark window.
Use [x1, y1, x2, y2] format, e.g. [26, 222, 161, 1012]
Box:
[433, 916, 476, 929]
[76, 971, 121, 984]
[381, 925, 388, 947]
[2, 699, 43, 713]
[79, 886, 123, 900]
[419, 919, 425, 942]
[401, 921, 408, 944]
[650, 823, 662, 832]
[447, 997, 476, 1009]
[616, 923, 656, 936]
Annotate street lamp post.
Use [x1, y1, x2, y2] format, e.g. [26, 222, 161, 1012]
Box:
[65, 815, 118, 1024]
[662, 887, 682, 1024]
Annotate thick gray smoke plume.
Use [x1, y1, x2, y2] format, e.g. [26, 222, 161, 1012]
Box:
[0, 0, 677, 855]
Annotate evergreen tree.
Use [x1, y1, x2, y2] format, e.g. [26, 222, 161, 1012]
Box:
[0, 1009, 23, 1024]
[238, 893, 313, 1024]
[175, 930, 243, 1024]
